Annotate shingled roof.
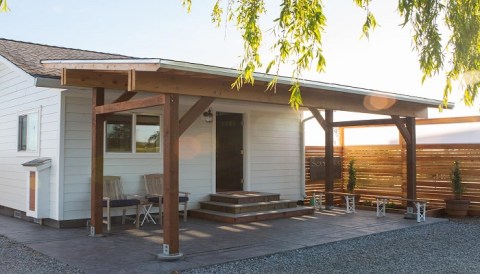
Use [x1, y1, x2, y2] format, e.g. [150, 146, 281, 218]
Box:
[0, 38, 133, 78]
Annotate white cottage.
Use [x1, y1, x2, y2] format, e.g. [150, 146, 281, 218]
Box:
[0, 38, 447, 251]
[0, 38, 311, 228]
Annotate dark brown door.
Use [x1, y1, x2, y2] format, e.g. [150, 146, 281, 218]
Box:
[216, 112, 243, 192]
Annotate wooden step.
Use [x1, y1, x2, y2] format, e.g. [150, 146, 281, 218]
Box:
[190, 207, 315, 224]
[200, 200, 298, 214]
[210, 191, 280, 204]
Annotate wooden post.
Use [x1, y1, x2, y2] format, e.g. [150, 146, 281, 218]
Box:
[161, 93, 182, 258]
[91, 87, 105, 236]
[406, 117, 416, 203]
[325, 110, 334, 207]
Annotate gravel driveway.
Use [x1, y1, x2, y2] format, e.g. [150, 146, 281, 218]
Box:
[183, 218, 480, 274]
[1, 218, 479, 274]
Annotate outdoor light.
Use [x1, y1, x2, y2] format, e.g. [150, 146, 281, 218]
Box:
[203, 109, 213, 123]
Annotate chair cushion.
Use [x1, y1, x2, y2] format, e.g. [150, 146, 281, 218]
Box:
[147, 196, 189, 204]
[103, 199, 140, 208]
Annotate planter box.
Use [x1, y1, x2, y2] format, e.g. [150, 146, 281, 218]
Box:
[445, 199, 470, 218]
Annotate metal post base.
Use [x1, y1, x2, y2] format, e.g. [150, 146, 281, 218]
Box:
[404, 212, 417, 220]
[157, 253, 184, 261]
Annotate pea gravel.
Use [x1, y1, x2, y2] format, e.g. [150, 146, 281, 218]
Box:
[0, 235, 84, 274]
[182, 218, 480, 274]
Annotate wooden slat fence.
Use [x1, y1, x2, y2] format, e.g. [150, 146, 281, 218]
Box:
[304, 146, 344, 205]
[306, 144, 480, 214]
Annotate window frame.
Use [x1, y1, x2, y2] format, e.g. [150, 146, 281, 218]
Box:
[17, 108, 41, 157]
[104, 113, 161, 154]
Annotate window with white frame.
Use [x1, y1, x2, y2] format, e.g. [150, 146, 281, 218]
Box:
[105, 114, 160, 153]
[18, 111, 39, 152]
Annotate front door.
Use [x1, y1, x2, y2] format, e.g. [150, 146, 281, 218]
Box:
[216, 112, 243, 192]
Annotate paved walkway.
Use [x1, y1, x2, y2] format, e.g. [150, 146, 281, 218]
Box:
[0, 209, 446, 273]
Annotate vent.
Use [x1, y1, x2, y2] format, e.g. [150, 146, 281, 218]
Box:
[13, 211, 22, 219]
[33, 218, 42, 225]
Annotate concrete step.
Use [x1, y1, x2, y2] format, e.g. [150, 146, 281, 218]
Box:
[190, 207, 315, 224]
[210, 191, 280, 204]
[200, 200, 298, 214]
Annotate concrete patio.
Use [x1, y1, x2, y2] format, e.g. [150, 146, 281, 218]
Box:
[0, 209, 446, 273]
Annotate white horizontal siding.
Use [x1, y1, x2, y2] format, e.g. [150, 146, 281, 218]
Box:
[0, 61, 61, 218]
[248, 110, 302, 200]
[62, 93, 213, 220]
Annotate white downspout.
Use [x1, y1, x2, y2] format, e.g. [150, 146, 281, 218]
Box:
[300, 115, 315, 201]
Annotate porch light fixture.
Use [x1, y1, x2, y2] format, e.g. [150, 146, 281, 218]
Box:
[203, 109, 213, 123]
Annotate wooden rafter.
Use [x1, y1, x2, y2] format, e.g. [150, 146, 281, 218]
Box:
[332, 117, 407, 128]
[126, 70, 429, 118]
[112, 91, 137, 103]
[391, 115, 411, 145]
[307, 107, 329, 131]
[94, 94, 165, 115]
[179, 97, 215, 136]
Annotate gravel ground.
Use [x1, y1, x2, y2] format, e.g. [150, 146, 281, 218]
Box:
[0, 236, 84, 274]
[183, 218, 480, 274]
[1, 218, 479, 274]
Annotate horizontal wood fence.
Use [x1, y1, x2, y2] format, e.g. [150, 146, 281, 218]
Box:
[305, 144, 480, 214]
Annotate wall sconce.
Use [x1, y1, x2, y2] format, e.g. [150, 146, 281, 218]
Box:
[203, 109, 213, 123]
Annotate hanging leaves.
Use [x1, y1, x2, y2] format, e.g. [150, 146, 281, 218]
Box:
[0, 0, 8, 12]
[399, 0, 480, 109]
[178, 0, 480, 110]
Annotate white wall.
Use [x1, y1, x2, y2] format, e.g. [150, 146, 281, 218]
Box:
[0, 60, 61, 218]
[62, 92, 215, 220]
[248, 109, 303, 200]
[61, 92, 304, 220]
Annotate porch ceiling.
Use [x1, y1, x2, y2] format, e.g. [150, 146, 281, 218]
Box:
[43, 58, 452, 118]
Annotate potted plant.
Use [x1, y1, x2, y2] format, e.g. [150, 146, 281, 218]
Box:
[445, 161, 470, 218]
[347, 160, 357, 193]
[346, 160, 360, 204]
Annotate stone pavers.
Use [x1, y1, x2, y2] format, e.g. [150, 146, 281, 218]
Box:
[0, 209, 445, 273]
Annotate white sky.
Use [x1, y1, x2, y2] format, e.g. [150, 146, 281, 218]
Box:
[0, 0, 478, 116]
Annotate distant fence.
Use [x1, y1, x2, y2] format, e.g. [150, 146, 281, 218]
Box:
[305, 144, 480, 214]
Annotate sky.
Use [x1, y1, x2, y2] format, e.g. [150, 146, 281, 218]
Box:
[0, 0, 477, 116]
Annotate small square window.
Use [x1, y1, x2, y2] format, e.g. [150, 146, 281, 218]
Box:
[18, 112, 39, 152]
[106, 115, 132, 152]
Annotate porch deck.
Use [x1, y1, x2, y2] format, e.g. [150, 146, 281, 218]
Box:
[0, 209, 445, 273]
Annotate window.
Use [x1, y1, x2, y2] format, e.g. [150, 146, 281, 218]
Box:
[106, 115, 132, 152]
[18, 112, 39, 152]
[136, 115, 160, 153]
[105, 114, 160, 153]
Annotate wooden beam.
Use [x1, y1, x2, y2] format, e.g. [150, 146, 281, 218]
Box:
[91, 87, 105, 236]
[416, 116, 480, 125]
[406, 117, 417, 204]
[391, 115, 411, 145]
[324, 110, 334, 208]
[307, 107, 329, 131]
[62, 68, 128, 90]
[112, 91, 137, 103]
[163, 93, 180, 255]
[128, 70, 430, 118]
[95, 95, 165, 115]
[332, 118, 407, 128]
[179, 97, 215, 136]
